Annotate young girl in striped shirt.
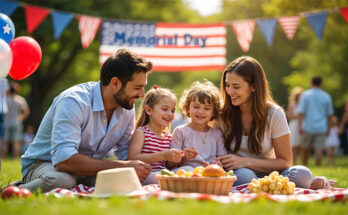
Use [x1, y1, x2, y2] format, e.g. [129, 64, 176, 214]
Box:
[128, 86, 184, 185]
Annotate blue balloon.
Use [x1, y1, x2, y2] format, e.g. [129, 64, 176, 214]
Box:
[0, 13, 15, 44]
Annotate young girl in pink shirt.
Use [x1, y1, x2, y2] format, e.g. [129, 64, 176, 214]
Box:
[169, 81, 227, 171]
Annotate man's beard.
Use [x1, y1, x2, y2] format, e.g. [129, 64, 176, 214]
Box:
[113, 87, 138, 110]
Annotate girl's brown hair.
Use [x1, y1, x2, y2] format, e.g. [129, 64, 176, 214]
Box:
[136, 87, 176, 128]
[221, 56, 275, 154]
[180, 80, 221, 121]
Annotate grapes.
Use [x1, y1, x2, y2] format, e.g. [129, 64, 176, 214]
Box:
[248, 171, 295, 195]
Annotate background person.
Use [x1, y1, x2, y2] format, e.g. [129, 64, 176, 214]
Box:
[0, 78, 9, 158]
[298, 76, 334, 166]
[3, 82, 30, 159]
[287, 87, 303, 164]
[22, 125, 35, 155]
[338, 100, 348, 154]
[326, 116, 340, 166]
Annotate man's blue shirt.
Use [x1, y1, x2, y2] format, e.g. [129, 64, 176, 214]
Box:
[298, 88, 333, 134]
[21, 81, 135, 177]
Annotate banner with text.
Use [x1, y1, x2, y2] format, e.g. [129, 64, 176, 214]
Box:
[99, 20, 226, 72]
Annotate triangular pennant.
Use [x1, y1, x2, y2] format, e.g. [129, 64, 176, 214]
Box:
[51, 11, 74, 39]
[25, 5, 50, 34]
[78, 15, 101, 48]
[231, 20, 255, 52]
[0, 0, 19, 16]
[257, 18, 277, 45]
[278, 16, 301, 40]
[305, 11, 328, 40]
[340, 6, 348, 23]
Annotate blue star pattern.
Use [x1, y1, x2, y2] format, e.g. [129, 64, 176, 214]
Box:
[0, 13, 14, 44]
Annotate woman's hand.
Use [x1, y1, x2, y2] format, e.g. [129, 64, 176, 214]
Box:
[216, 154, 245, 171]
[210, 158, 223, 167]
[184, 147, 198, 161]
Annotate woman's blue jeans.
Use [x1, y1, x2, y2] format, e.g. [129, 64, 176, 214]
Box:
[233, 165, 313, 188]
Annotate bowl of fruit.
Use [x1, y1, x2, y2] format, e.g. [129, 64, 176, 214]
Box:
[155, 165, 237, 195]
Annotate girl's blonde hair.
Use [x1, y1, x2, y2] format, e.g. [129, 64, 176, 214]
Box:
[180, 80, 221, 121]
[136, 87, 177, 128]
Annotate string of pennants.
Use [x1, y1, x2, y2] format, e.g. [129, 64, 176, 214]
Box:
[1, 0, 348, 52]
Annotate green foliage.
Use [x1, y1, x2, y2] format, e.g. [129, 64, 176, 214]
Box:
[7, 0, 348, 127]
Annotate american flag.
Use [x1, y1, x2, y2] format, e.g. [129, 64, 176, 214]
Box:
[99, 20, 226, 71]
[278, 16, 301, 40]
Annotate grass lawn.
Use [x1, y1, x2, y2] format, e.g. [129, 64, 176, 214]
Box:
[0, 157, 348, 215]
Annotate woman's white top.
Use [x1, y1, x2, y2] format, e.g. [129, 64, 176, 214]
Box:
[229, 104, 290, 159]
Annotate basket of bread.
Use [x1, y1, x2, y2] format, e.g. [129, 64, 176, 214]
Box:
[155, 164, 237, 195]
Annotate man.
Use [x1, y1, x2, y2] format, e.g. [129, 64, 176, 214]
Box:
[3, 82, 30, 158]
[298, 76, 334, 166]
[19, 49, 152, 192]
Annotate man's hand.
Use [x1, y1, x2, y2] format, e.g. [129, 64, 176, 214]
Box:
[125, 160, 152, 182]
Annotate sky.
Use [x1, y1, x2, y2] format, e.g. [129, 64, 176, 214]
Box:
[185, 0, 222, 16]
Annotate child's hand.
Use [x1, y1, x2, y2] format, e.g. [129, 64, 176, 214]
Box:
[166, 149, 184, 163]
[210, 158, 223, 167]
[184, 147, 198, 160]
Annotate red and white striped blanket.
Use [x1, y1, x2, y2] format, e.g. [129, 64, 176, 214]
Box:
[47, 184, 348, 203]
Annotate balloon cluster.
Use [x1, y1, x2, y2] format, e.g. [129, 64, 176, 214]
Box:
[0, 13, 41, 80]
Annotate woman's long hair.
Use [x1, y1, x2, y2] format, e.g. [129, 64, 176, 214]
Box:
[136, 87, 177, 128]
[221, 56, 275, 154]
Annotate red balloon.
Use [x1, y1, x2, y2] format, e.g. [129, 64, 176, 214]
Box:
[9, 36, 42, 80]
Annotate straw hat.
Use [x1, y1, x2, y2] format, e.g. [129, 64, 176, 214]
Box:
[92, 168, 148, 197]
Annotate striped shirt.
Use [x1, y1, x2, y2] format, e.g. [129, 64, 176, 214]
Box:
[140, 126, 171, 171]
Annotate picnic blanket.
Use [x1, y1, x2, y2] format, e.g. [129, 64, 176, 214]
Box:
[47, 184, 348, 203]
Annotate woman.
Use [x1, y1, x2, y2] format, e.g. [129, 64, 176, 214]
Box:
[287, 87, 303, 164]
[216, 56, 332, 189]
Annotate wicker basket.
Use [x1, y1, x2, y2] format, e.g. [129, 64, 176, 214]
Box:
[155, 175, 237, 195]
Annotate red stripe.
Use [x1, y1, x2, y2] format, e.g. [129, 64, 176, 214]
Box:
[142, 150, 164, 153]
[142, 141, 171, 147]
[144, 137, 171, 144]
[152, 65, 225, 72]
[100, 52, 225, 58]
[157, 22, 225, 28]
[142, 146, 170, 152]
[138, 54, 225, 59]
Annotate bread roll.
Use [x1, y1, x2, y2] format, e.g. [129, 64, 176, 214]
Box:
[202, 164, 225, 177]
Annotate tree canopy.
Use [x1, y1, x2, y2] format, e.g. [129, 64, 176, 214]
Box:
[6, 0, 348, 129]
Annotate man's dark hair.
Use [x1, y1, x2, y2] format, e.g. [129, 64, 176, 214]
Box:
[100, 49, 153, 86]
[311, 76, 322, 87]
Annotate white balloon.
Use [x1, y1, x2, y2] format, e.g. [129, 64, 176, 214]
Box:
[0, 38, 12, 78]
